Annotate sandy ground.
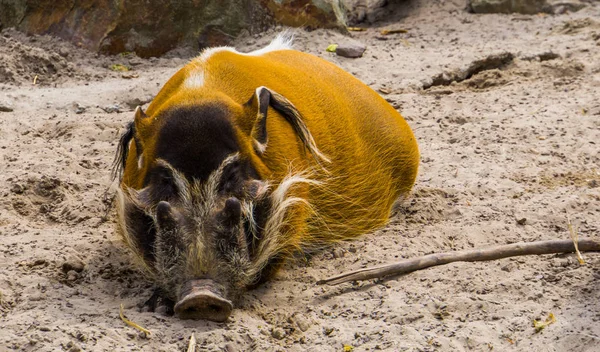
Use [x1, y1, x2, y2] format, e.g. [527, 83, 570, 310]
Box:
[1, 1, 600, 351]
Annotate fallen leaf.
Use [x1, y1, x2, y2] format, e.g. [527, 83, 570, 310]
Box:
[533, 312, 556, 333]
[110, 64, 130, 72]
[326, 44, 338, 53]
[380, 28, 408, 35]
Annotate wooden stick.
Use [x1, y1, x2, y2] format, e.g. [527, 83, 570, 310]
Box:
[187, 333, 197, 352]
[317, 239, 600, 286]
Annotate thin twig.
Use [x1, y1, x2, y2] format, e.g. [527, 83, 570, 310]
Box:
[317, 239, 600, 286]
[567, 215, 585, 264]
[380, 29, 408, 35]
[187, 333, 197, 352]
[119, 304, 151, 337]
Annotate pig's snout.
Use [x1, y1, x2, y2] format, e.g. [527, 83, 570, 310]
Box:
[174, 279, 233, 322]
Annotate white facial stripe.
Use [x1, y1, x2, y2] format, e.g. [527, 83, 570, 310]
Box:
[210, 153, 241, 183]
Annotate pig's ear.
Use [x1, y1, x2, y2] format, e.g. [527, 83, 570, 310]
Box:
[244, 86, 330, 164]
[135, 159, 191, 209]
[133, 105, 152, 142]
[111, 106, 149, 181]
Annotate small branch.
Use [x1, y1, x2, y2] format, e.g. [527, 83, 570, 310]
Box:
[317, 239, 600, 286]
[567, 215, 585, 264]
[187, 333, 197, 352]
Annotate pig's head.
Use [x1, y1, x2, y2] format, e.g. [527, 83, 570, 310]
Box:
[113, 88, 327, 321]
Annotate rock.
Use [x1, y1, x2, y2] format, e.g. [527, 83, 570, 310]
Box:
[10, 183, 25, 194]
[154, 303, 171, 316]
[72, 103, 86, 114]
[124, 96, 153, 109]
[102, 104, 121, 114]
[588, 179, 599, 188]
[58, 47, 70, 58]
[332, 248, 345, 259]
[548, 0, 586, 14]
[28, 258, 47, 267]
[65, 341, 82, 352]
[128, 57, 144, 66]
[336, 40, 367, 58]
[261, 0, 346, 29]
[293, 314, 311, 332]
[62, 257, 85, 273]
[343, 0, 390, 25]
[323, 327, 335, 336]
[469, 0, 551, 14]
[271, 327, 286, 340]
[224, 343, 238, 352]
[0, 0, 347, 57]
[516, 217, 527, 225]
[28, 293, 45, 302]
[501, 262, 516, 272]
[67, 270, 79, 281]
[0, 99, 14, 112]
[538, 52, 560, 61]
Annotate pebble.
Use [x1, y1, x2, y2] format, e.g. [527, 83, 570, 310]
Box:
[224, 343, 238, 352]
[72, 103, 86, 114]
[294, 315, 311, 332]
[10, 183, 25, 194]
[124, 96, 153, 109]
[128, 57, 144, 66]
[58, 47, 70, 58]
[0, 99, 14, 112]
[65, 341, 82, 352]
[29, 293, 45, 302]
[102, 104, 121, 113]
[332, 248, 345, 259]
[29, 258, 47, 267]
[154, 304, 170, 316]
[336, 41, 367, 58]
[67, 270, 79, 281]
[271, 327, 286, 340]
[501, 262, 516, 272]
[62, 256, 85, 273]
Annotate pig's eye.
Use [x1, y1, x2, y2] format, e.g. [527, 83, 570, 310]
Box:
[218, 162, 243, 195]
[145, 166, 179, 202]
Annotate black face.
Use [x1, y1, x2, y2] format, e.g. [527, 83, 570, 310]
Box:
[122, 102, 270, 275]
[150, 104, 241, 184]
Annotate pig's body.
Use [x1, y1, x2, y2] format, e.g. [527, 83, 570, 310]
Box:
[114, 34, 419, 321]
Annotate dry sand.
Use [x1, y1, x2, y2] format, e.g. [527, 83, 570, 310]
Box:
[1, 1, 600, 351]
